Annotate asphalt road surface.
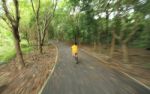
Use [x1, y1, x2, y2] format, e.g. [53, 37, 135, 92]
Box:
[42, 42, 150, 94]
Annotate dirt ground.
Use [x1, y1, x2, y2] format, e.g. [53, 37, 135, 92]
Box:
[81, 45, 150, 87]
[0, 45, 56, 94]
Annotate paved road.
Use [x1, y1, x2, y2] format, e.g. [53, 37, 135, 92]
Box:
[42, 42, 150, 94]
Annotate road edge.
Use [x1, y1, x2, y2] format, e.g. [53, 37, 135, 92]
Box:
[38, 43, 59, 94]
[81, 49, 150, 90]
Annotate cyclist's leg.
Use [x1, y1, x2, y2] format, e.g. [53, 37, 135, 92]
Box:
[75, 53, 78, 64]
[72, 54, 76, 63]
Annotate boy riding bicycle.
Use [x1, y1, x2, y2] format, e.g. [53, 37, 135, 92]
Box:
[71, 42, 79, 64]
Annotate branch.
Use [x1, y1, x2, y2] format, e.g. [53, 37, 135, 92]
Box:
[41, 0, 58, 43]
[13, 0, 20, 26]
[46, 0, 58, 21]
[30, 0, 36, 15]
[124, 27, 138, 43]
[9, 8, 16, 21]
[30, 0, 41, 19]
[52, 0, 58, 17]
[119, 30, 124, 40]
[0, 16, 12, 29]
[104, 0, 111, 11]
[111, 30, 121, 40]
[36, 0, 41, 19]
[2, 0, 15, 25]
[41, 15, 50, 44]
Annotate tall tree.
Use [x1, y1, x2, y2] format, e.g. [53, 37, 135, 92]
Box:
[111, 0, 144, 63]
[1, 0, 25, 69]
[30, 0, 57, 53]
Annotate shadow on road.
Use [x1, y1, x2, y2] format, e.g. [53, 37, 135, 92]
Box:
[0, 85, 8, 94]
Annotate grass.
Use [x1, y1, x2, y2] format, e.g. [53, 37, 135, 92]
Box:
[142, 63, 150, 69]
[0, 46, 32, 64]
[22, 46, 32, 54]
[0, 49, 16, 64]
[0, 40, 33, 64]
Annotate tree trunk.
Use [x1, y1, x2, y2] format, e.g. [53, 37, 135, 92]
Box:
[25, 31, 30, 46]
[12, 30, 25, 69]
[110, 32, 115, 58]
[39, 43, 43, 54]
[36, 18, 43, 54]
[93, 41, 97, 51]
[122, 42, 129, 63]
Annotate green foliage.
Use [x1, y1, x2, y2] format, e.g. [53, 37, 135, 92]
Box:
[0, 47, 16, 64]
[21, 40, 29, 48]
[142, 63, 150, 69]
[0, 39, 32, 64]
[0, 0, 150, 62]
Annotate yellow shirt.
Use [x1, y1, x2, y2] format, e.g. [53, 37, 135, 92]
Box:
[71, 45, 78, 55]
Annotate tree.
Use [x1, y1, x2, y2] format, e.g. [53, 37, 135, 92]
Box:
[50, 0, 149, 63]
[110, 0, 144, 63]
[30, 0, 57, 53]
[1, 0, 25, 69]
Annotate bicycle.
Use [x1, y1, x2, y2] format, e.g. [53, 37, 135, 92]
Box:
[74, 53, 79, 64]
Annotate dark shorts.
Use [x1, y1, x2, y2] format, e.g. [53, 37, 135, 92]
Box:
[73, 53, 78, 57]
